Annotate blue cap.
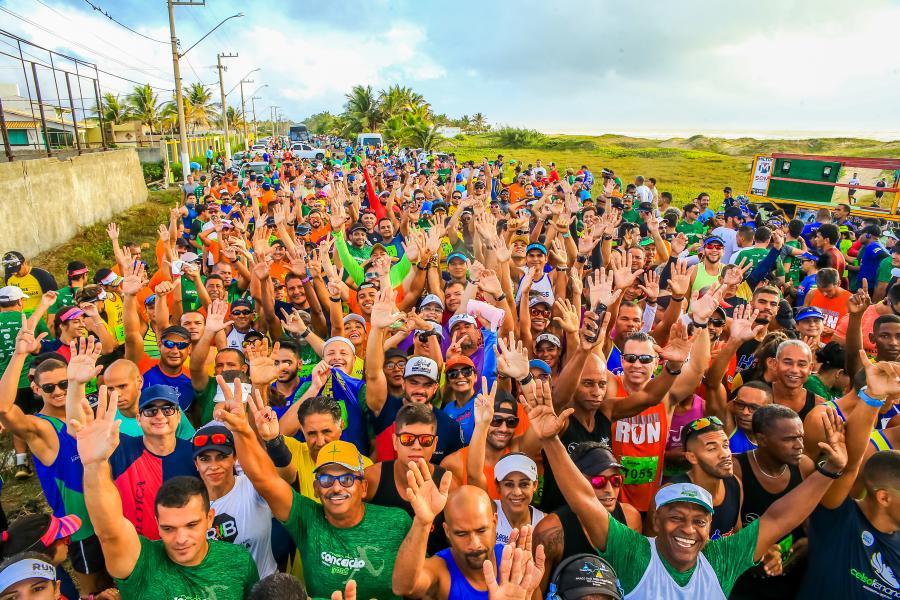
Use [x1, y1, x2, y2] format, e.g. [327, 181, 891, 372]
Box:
[703, 236, 725, 247]
[456, 174, 464, 182]
[796, 306, 825, 322]
[261, 182, 271, 190]
[139, 384, 181, 409]
[447, 252, 468, 264]
[529, 359, 552, 375]
[526, 243, 548, 255]
[799, 252, 818, 261]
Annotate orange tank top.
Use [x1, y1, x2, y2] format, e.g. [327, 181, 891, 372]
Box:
[611, 403, 669, 512]
[459, 446, 510, 500]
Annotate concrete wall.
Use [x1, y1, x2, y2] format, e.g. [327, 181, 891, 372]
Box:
[0, 149, 148, 259]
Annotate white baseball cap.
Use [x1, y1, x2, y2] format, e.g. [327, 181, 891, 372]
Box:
[0, 286, 28, 302]
[419, 294, 444, 310]
[448, 313, 477, 329]
[494, 453, 538, 482]
[655, 482, 714, 514]
[535, 333, 562, 348]
[404, 356, 439, 382]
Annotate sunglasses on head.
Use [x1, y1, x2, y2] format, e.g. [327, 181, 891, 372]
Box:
[231, 309, 252, 316]
[40, 380, 69, 394]
[315, 473, 363, 488]
[490, 415, 520, 429]
[140, 404, 179, 417]
[396, 432, 436, 447]
[162, 339, 190, 350]
[589, 474, 623, 489]
[447, 366, 475, 379]
[193, 433, 229, 447]
[687, 416, 723, 431]
[622, 353, 655, 364]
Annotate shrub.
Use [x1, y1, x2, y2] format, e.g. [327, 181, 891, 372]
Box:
[494, 126, 546, 148]
[142, 161, 164, 184]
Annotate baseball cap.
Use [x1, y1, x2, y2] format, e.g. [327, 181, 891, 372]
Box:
[775, 300, 796, 330]
[315, 440, 365, 473]
[3, 513, 82, 555]
[404, 356, 439, 381]
[384, 348, 408, 362]
[550, 554, 623, 600]
[445, 355, 475, 370]
[2, 251, 24, 278]
[0, 557, 56, 595]
[448, 313, 477, 329]
[655, 482, 715, 514]
[796, 306, 825, 322]
[535, 333, 562, 348]
[724, 207, 744, 220]
[0, 286, 28, 302]
[526, 243, 548, 255]
[529, 296, 552, 308]
[703, 235, 726, 247]
[529, 359, 552, 374]
[192, 423, 235, 459]
[343, 313, 366, 328]
[419, 294, 444, 310]
[95, 268, 123, 286]
[138, 384, 181, 409]
[494, 453, 538, 482]
[572, 444, 624, 475]
[323, 336, 354, 354]
[799, 252, 819, 261]
[349, 221, 367, 234]
[447, 252, 469, 264]
[231, 298, 254, 310]
[510, 234, 529, 246]
[160, 325, 192, 341]
[638, 202, 653, 213]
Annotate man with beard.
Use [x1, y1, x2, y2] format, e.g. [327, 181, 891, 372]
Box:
[688, 236, 726, 304]
[732, 286, 782, 372]
[524, 375, 851, 599]
[534, 443, 642, 594]
[392, 468, 515, 600]
[217, 382, 411, 600]
[653, 417, 742, 540]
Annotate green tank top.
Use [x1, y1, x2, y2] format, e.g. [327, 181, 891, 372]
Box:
[690, 262, 723, 303]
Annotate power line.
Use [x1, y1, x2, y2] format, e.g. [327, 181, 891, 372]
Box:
[78, 0, 168, 44]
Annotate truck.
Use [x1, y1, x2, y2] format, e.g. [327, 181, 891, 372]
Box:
[356, 133, 383, 148]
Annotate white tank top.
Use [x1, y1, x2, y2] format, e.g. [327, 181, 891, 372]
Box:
[625, 538, 726, 600]
[493, 500, 545, 544]
[514, 272, 555, 305]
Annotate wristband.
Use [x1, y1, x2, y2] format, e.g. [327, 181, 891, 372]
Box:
[519, 373, 534, 386]
[815, 462, 842, 480]
[671, 296, 685, 303]
[561, 232, 571, 238]
[556, 266, 569, 272]
[265, 435, 293, 468]
[301, 276, 312, 285]
[297, 329, 311, 340]
[664, 361, 683, 376]
[603, 235, 613, 241]
[495, 293, 507, 302]
[859, 386, 886, 408]
[576, 255, 588, 264]
[329, 296, 342, 303]
[691, 319, 709, 329]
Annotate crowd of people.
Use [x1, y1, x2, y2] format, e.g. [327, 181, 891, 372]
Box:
[0, 135, 898, 599]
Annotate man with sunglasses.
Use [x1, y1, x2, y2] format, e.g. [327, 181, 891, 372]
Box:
[0, 324, 108, 595]
[676, 204, 707, 246]
[688, 236, 727, 303]
[653, 417, 742, 540]
[534, 443, 642, 594]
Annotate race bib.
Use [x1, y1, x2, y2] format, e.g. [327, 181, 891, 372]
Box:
[621, 455, 659, 485]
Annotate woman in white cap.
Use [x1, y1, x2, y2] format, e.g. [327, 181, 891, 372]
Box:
[0, 552, 62, 599]
[492, 453, 545, 544]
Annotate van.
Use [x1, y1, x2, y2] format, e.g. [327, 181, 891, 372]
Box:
[356, 133, 383, 148]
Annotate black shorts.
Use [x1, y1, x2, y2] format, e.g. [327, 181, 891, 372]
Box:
[69, 534, 106, 575]
[14, 387, 41, 416]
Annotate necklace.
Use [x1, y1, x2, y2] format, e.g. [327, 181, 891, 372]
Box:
[752, 450, 787, 479]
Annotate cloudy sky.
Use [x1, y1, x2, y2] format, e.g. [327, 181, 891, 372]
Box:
[2, 0, 899, 137]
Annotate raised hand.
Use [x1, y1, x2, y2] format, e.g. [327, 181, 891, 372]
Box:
[247, 388, 279, 442]
[70, 385, 120, 466]
[446, 331, 468, 360]
[477, 269, 504, 298]
[370, 287, 404, 329]
[668, 259, 691, 299]
[496, 333, 530, 380]
[728, 303, 764, 342]
[861, 352, 900, 399]
[521, 378, 572, 441]
[817, 406, 848, 472]
[848, 282, 871, 315]
[39, 290, 58, 309]
[578, 310, 611, 351]
[552, 298, 580, 334]
[669, 232, 688, 256]
[309, 361, 331, 394]
[609, 251, 640, 290]
[638, 269, 660, 304]
[588, 268, 621, 308]
[212, 376, 252, 435]
[13, 314, 47, 355]
[474, 379, 497, 428]
[106, 222, 119, 241]
[205, 299, 233, 334]
[67, 337, 102, 384]
[658, 318, 694, 363]
[121, 260, 147, 297]
[483, 544, 546, 600]
[330, 580, 357, 600]
[406, 457, 453, 524]
[723, 258, 751, 287]
[246, 340, 280, 386]
[690, 282, 726, 323]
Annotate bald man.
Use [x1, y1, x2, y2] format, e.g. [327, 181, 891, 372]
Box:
[393, 462, 507, 599]
[101, 359, 195, 440]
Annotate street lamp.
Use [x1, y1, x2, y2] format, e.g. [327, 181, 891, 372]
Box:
[167, 4, 243, 183]
[250, 87, 266, 139]
[227, 68, 260, 96]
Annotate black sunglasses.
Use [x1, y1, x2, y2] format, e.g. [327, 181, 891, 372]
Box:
[40, 380, 69, 394]
[622, 353, 655, 364]
[490, 415, 520, 429]
[315, 473, 363, 488]
[447, 367, 475, 379]
[710, 318, 726, 327]
[140, 404, 179, 417]
[231, 309, 253, 316]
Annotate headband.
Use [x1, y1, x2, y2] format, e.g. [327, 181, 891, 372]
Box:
[0, 558, 55, 593]
[58, 307, 84, 322]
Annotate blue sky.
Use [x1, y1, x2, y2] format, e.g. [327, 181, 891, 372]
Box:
[3, 0, 900, 136]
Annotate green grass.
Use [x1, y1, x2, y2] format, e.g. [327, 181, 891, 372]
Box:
[443, 132, 900, 209]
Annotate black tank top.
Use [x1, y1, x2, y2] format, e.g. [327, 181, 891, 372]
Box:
[668, 473, 741, 539]
[798, 390, 817, 421]
[370, 460, 449, 554]
[555, 502, 627, 559]
[731, 452, 807, 600]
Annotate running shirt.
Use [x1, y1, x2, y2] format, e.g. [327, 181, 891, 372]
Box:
[109, 435, 199, 539]
[806, 288, 851, 341]
[612, 404, 669, 512]
[494, 501, 545, 544]
[435, 544, 503, 599]
[32, 414, 93, 541]
[598, 517, 760, 598]
[0, 311, 49, 388]
[795, 273, 817, 306]
[115, 408, 196, 441]
[138, 357, 195, 411]
[798, 497, 900, 600]
[666, 396, 705, 454]
[7, 268, 57, 313]
[208, 474, 277, 577]
[728, 428, 757, 454]
[443, 395, 477, 444]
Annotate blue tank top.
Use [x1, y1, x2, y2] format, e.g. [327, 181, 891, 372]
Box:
[607, 345, 623, 376]
[728, 427, 757, 454]
[436, 544, 504, 599]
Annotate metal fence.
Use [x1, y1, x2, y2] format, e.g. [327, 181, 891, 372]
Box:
[0, 28, 111, 161]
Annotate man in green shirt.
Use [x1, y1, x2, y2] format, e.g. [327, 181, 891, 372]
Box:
[49, 261, 89, 326]
[676, 204, 707, 245]
[75, 390, 259, 600]
[523, 376, 851, 598]
[218, 383, 411, 600]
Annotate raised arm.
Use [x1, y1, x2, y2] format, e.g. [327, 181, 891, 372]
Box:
[844, 286, 870, 379]
[121, 260, 149, 364]
[365, 288, 404, 416]
[0, 318, 48, 441]
[464, 380, 497, 492]
[75, 387, 142, 579]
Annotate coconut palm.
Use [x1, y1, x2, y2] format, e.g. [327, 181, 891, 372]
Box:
[186, 82, 217, 132]
[126, 84, 163, 134]
[344, 85, 382, 132]
[406, 123, 443, 151]
[470, 112, 488, 133]
[99, 92, 130, 125]
[378, 84, 429, 120]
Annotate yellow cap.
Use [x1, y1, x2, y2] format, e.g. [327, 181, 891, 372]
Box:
[314, 440, 365, 473]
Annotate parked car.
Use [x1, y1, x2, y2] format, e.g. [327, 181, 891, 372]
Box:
[290, 143, 325, 160]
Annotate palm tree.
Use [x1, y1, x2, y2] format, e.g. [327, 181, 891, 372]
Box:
[186, 82, 216, 132]
[406, 123, 443, 151]
[344, 85, 382, 132]
[378, 84, 429, 119]
[470, 112, 488, 133]
[99, 92, 130, 125]
[222, 106, 245, 129]
[126, 84, 162, 134]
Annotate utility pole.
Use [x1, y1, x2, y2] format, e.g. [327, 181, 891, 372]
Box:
[239, 78, 252, 150]
[251, 96, 260, 140]
[167, 0, 203, 183]
[216, 52, 238, 168]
